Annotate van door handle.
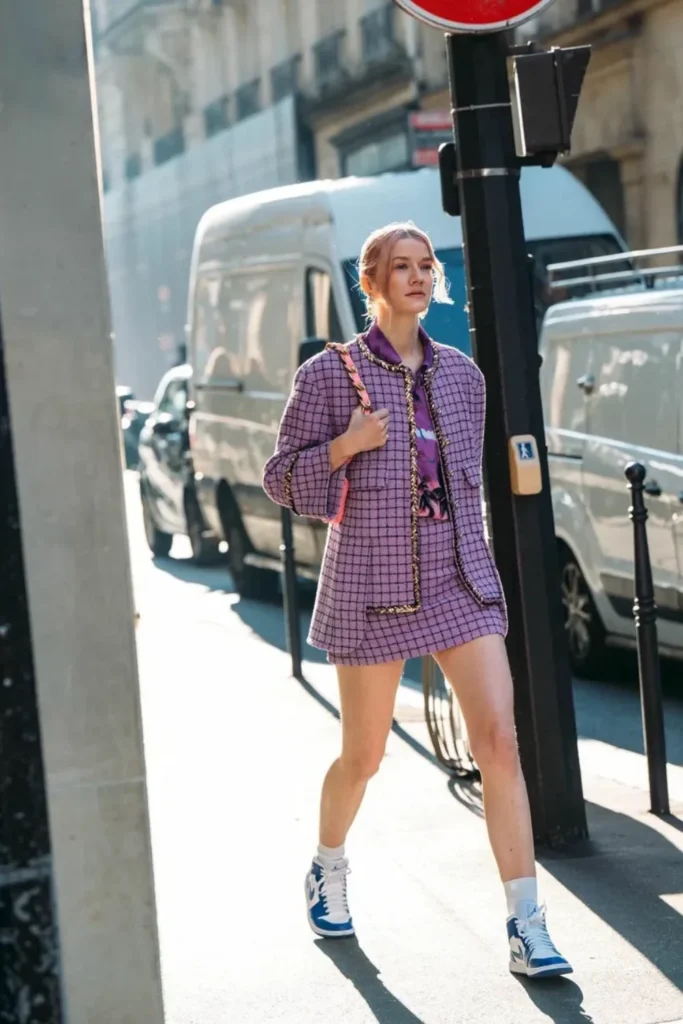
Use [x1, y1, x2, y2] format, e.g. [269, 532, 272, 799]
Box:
[644, 479, 662, 498]
[576, 373, 595, 395]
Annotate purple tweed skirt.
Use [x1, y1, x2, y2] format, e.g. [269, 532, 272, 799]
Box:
[327, 518, 507, 666]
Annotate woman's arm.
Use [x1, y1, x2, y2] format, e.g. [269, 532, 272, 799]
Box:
[263, 361, 350, 521]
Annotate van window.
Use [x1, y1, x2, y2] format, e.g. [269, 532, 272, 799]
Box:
[591, 334, 678, 453]
[237, 266, 303, 394]
[306, 269, 344, 343]
[191, 273, 242, 384]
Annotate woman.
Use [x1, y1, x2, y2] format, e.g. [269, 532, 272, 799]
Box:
[263, 222, 571, 979]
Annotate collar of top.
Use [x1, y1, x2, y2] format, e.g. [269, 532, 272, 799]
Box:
[363, 321, 434, 374]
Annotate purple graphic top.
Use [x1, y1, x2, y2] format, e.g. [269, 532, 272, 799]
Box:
[365, 322, 449, 520]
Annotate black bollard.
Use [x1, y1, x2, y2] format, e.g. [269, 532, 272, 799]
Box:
[280, 506, 303, 681]
[625, 461, 669, 815]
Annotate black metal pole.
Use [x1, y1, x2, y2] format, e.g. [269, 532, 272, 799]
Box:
[625, 462, 669, 815]
[280, 506, 303, 681]
[0, 313, 64, 1019]
[447, 32, 587, 846]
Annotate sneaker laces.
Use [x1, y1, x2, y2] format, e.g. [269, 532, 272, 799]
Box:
[518, 906, 559, 959]
[319, 859, 351, 922]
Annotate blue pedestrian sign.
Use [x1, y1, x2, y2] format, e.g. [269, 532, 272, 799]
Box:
[516, 441, 535, 461]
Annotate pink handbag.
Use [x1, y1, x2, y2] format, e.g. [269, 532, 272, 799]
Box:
[326, 342, 373, 527]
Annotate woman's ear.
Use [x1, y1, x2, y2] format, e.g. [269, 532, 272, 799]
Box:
[360, 272, 373, 299]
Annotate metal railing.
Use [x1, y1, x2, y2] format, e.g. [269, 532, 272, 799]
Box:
[547, 245, 683, 296]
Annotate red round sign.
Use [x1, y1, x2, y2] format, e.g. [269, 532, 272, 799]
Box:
[393, 0, 557, 32]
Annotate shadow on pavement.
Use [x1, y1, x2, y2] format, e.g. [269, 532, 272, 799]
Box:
[539, 801, 683, 999]
[511, 976, 593, 1024]
[315, 938, 425, 1024]
[443, 772, 683, 1011]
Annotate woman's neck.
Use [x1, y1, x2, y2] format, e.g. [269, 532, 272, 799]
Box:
[374, 312, 421, 364]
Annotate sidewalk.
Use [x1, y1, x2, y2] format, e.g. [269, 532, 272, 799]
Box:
[130, 565, 683, 1024]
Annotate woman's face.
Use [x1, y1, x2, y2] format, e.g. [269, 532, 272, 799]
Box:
[376, 237, 434, 317]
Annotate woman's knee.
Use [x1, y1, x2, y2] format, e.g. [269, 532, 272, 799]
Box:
[470, 718, 520, 776]
[340, 746, 385, 784]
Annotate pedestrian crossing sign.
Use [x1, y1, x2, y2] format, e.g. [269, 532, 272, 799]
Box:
[508, 434, 542, 495]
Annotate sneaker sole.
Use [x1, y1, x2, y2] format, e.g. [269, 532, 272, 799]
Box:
[510, 959, 573, 979]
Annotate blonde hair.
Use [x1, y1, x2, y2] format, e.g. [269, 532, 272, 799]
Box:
[357, 221, 452, 321]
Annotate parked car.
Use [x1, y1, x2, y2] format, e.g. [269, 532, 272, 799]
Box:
[540, 250, 683, 676]
[138, 364, 221, 564]
[184, 165, 625, 599]
[121, 398, 154, 469]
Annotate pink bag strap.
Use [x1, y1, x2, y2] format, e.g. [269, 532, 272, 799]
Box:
[326, 342, 373, 415]
[324, 343, 373, 528]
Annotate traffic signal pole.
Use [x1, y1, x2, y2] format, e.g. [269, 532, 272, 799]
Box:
[447, 33, 587, 846]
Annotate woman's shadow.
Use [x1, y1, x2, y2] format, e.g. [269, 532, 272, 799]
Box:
[315, 937, 425, 1024]
[316, 934, 594, 1024]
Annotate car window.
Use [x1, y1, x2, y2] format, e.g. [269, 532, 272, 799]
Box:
[157, 379, 187, 418]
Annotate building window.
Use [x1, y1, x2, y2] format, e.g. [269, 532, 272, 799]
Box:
[582, 156, 626, 239]
[235, 79, 261, 121]
[313, 31, 346, 92]
[204, 96, 230, 138]
[271, 55, 301, 103]
[344, 132, 409, 178]
[676, 158, 683, 245]
[360, 3, 401, 63]
[154, 126, 185, 167]
[125, 152, 141, 181]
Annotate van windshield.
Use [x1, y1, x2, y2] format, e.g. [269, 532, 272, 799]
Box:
[343, 233, 624, 355]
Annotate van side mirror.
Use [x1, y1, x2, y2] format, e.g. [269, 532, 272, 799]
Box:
[298, 337, 327, 367]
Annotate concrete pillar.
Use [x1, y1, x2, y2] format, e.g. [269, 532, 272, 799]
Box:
[0, 1, 165, 1022]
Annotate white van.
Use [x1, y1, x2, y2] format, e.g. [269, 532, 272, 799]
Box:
[187, 165, 624, 598]
[540, 251, 683, 675]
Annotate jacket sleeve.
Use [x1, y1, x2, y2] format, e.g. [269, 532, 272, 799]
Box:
[262, 361, 348, 521]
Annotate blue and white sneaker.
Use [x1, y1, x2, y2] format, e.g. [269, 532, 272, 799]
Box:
[305, 858, 354, 938]
[507, 905, 573, 978]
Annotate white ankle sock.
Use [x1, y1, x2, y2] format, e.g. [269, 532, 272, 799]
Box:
[317, 843, 346, 865]
[504, 877, 538, 920]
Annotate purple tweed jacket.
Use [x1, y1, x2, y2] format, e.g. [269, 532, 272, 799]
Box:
[263, 334, 504, 655]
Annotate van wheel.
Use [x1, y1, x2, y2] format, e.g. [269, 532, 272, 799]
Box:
[559, 548, 607, 679]
[141, 489, 173, 559]
[185, 492, 220, 566]
[224, 517, 279, 602]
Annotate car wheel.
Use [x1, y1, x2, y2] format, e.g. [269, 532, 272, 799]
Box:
[141, 488, 173, 558]
[224, 516, 279, 602]
[559, 548, 607, 679]
[185, 493, 220, 566]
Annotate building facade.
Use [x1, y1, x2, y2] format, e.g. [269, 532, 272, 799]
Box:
[93, 0, 455, 395]
[518, 0, 683, 250]
[94, 0, 683, 393]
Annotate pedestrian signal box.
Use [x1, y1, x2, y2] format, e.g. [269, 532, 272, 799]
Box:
[508, 434, 542, 496]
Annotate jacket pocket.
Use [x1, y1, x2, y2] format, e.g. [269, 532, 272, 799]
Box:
[463, 462, 482, 489]
[456, 463, 503, 604]
[346, 448, 387, 491]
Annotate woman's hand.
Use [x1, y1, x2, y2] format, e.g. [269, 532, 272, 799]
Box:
[345, 405, 390, 454]
[329, 406, 390, 471]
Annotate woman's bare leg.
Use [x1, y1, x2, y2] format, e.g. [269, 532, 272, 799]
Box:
[435, 635, 535, 882]
[319, 660, 404, 848]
